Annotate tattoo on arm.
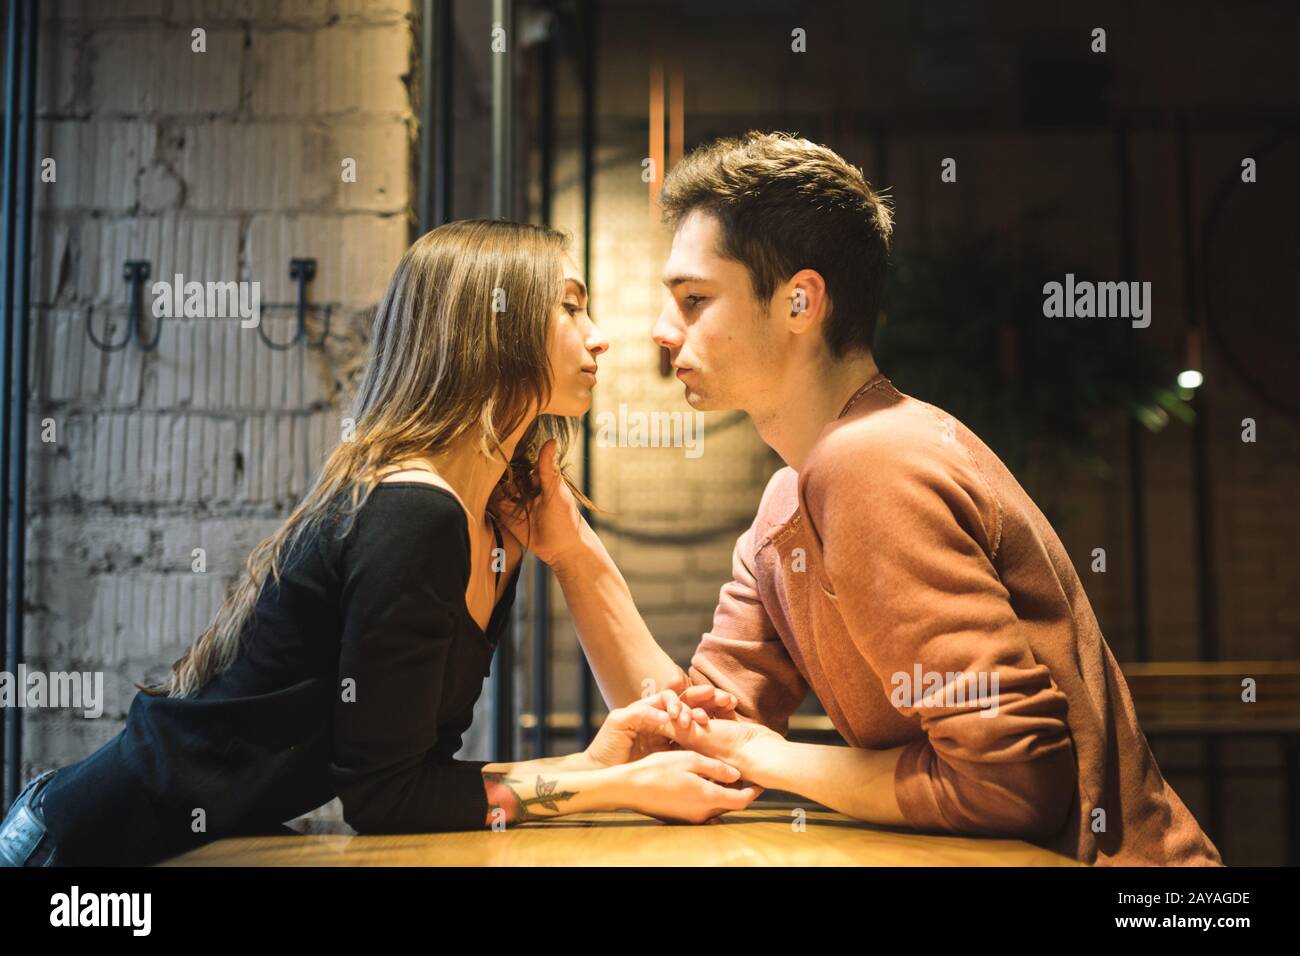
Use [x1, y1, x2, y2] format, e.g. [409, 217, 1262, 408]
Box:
[483, 772, 579, 827]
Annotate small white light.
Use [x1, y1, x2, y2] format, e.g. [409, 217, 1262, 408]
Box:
[1177, 369, 1203, 390]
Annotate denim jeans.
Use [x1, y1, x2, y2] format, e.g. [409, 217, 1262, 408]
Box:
[0, 769, 62, 866]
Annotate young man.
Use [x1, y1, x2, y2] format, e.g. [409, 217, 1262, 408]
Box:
[513, 131, 1222, 866]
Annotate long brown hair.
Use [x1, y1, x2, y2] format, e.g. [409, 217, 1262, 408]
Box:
[141, 219, 595, 698]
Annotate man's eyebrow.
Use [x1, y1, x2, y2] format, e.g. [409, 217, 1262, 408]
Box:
[661, 274, 710, 288]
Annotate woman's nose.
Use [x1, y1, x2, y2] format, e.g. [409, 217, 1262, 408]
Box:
[585, 320, 610, 355]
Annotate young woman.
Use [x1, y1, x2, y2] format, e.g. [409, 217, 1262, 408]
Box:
[0, 218, 756, 867]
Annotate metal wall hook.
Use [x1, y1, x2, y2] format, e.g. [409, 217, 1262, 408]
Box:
[256, 257, 331, 350]
[85, 260, 158, 352]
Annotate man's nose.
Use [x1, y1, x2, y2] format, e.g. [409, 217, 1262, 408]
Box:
[652, 303, 683, 350]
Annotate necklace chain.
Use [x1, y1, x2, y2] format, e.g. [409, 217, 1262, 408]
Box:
[837, 372, 886, 419]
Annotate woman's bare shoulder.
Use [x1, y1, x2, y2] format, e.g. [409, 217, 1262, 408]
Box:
[377, 468, 459, 495]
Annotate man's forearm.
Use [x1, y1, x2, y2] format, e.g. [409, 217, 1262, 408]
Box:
[744, 738, 909, 827]
[549, 520, 688, 708]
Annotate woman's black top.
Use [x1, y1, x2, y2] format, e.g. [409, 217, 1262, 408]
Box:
[38, 483, 521, 865]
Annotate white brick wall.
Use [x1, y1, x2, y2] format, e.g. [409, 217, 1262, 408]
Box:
[22, 3, 418, 837]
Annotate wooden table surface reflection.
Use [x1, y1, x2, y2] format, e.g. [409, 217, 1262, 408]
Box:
[160, 800, 1081, 867]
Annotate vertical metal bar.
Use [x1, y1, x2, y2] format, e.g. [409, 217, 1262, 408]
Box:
[532, 21, 556, 759]
[0, 0, 22, 807]
[416, 0, 434, 238]
[1177, 117, 1218, 663]
[1125, 422, 1149, 660]
[1285, 734, 1298, 867]
[495, 606, 517, 762]
[538, 21, 553, 227]
[417, 0, 453, 236]
[1175, 115, 1223, 848]
[434, 0, 452, 226]
[530, 562, 550, 757]
[647, 58, 663, 220]
[666, 60, 682, 168]
[489, 0, 514, 762]
[6, 0, 36, 804]
[576, 0, 596, 750]
[1115, 119, 1149, 662]
[490, 0, 512, 221]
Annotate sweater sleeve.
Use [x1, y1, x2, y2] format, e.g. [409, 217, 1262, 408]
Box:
[802, 431, 1077, 840]
[329, 490, 491, 834]
[687, 524, 809, 735]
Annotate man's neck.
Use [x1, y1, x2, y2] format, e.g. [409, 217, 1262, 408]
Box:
[749, 352, 881, 471]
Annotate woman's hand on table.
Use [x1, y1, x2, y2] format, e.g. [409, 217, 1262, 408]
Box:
[606, 750, 761, 824]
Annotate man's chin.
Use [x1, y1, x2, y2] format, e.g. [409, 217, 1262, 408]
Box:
[686, 390, 742, 414]
[681, 384, 713, 410]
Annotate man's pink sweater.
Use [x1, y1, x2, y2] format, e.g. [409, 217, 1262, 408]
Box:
[688, 373, 1223, 866]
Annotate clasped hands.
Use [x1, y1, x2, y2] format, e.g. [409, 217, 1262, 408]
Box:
[581, 681, 785, 823]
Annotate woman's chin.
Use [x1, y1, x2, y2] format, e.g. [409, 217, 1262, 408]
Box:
[542, 389, 594, 418]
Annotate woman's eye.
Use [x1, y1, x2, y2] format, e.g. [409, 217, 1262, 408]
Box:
[564, 302, 581, 316]
[684, 295, 705, 308]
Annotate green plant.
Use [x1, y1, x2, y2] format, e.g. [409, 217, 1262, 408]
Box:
[875, 232, 1193, 486]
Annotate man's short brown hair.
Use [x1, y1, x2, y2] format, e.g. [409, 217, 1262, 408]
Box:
[659, 130, 894, 358]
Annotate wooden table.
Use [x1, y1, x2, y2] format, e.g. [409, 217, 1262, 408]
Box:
[160, 800, 1081, 866]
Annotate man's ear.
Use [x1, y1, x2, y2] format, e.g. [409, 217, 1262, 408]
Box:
[783, 268, 827, 335]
